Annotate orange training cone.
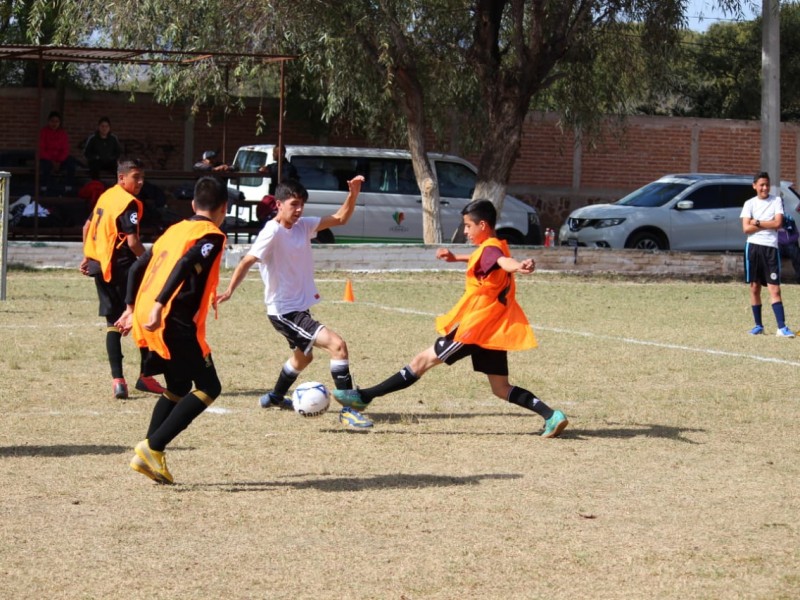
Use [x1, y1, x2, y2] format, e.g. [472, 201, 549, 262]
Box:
[343, 278, 355, 302]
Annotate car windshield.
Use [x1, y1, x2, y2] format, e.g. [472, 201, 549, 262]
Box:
[616, 181, 691, 207]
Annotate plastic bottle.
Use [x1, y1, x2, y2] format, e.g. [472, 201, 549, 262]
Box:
[548, 228, 556, 247]
[544, 228, 551, 247]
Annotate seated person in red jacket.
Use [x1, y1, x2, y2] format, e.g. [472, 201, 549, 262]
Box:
[39, 110, 77, 192]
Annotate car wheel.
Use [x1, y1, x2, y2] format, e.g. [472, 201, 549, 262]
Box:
[626, 231, 668, 251]
[497, 228, 524, 245]
[313, 228, 335, 244]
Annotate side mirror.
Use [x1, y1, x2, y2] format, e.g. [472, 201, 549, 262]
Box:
[676, 200, 694, 210]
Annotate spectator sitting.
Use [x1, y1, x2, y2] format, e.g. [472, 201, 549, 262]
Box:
[39, 110, 78, 193]
[779, 210, 800, 284]
[193, 150, 230, 173]
[83, 116, 122, 180]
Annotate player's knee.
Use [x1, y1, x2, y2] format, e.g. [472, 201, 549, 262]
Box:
[198, 377, 222, 400]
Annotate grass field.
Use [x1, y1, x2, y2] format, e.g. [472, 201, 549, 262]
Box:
[1, 268, 799, 599]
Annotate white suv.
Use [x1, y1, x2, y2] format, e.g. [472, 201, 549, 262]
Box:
[559, 174, 800, 251]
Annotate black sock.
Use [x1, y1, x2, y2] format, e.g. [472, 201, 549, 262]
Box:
[148, 393, 207, 451]
[139, 347, 152, 377]
[106, 329, 124, 379]
[146, 395, 177, 439]
[360, 366, 419, 403]
[508, 386, 554, 420]
[273, 363, 299, 397]
[330, 359, 353, 390]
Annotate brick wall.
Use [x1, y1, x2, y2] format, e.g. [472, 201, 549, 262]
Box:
[3, 87, 799, 230]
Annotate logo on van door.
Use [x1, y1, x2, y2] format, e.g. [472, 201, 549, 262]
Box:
[392, 211, 405, 225]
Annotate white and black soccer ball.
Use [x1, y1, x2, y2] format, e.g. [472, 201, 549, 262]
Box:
[291, 382, 331, 417]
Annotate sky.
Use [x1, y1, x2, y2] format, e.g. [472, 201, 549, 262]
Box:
[685, 0, 761, 31]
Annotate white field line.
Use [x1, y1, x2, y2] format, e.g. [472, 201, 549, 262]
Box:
[344, 300, 800, 368]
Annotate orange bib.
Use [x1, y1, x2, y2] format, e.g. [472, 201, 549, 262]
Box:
[83, 185, 143, 282]
[435, 238, 536, 351]
[133, 219, 225, 359]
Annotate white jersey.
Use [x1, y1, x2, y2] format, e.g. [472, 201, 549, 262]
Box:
[248, 216, 322, 315]
[740, 194, 783, 248]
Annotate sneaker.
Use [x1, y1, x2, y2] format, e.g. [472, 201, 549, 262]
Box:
[135, 375, 164, 395]
[130, 454, 162, 483]
[749, 325, 765, 335]
[134, 439, 174, 484]
[338, 407, 373, 429]
[113, 378, 128, 399]
[776, 326, 796, 338]
[259, 391, 293, 410]
[332, 388, 368, 411]
[541, 410, 568, 438]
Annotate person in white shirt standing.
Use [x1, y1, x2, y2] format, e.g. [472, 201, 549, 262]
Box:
[218, 176, 374, 427]
[740, 171, 795, 337]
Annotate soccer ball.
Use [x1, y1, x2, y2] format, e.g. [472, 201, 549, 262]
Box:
[291, 382, 331, 417]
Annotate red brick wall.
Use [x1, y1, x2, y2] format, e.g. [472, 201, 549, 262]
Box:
[3, 87, 799, 229]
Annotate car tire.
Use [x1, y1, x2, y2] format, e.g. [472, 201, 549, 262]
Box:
[313, 228, 335, 244]
[497, 228, 525, 245]
[625, 230, 668, 251]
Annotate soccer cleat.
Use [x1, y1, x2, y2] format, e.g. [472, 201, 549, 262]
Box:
[135, 375, 165, 395]
[130, 454, 162, 483]
[134, 439, 174, 484]
[338, 407, 373, 429]
[749, 325, 764, 335]
[113, 378, 128, 399]
[332, 388, 368, 411]
[541, 410, 568, 438]
[259, 391, 293, 410]
[776, 326, 796, 338]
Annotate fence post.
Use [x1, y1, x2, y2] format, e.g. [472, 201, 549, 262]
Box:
[0, 171, 9, 300]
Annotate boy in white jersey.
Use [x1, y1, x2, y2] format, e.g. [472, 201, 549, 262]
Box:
[218, 176, 373, 427]
[740, 171, 794, 337]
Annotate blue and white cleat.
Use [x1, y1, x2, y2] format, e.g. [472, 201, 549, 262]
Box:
[338, 407, 373, 429]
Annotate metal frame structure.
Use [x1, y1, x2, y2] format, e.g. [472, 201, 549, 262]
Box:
[0, 44, 295, 237]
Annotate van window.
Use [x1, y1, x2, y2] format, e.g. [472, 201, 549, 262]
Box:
[291, 156, 359, 191]
[364, 159, 419, 194]
[232, 149, 269, 187]
[435, 161, 476, 198]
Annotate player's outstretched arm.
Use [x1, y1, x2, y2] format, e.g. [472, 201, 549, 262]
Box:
[497, 256, 535, 274]
[436, 248, 469, 262]
[217, 254, 258, 303]
[318, 175, 365, 230]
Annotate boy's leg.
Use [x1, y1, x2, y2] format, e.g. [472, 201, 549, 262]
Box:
[313, 327, 353, 390]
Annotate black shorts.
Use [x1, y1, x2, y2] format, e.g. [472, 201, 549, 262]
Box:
[268, 310, 324, 355]
[94, 273, 127, 322]
[433, 329, 509, 376]
[745, 243, 781, 286]
[145, 326, 219, 389]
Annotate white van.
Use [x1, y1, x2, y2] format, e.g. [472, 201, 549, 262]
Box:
[227, 145, 542, 245]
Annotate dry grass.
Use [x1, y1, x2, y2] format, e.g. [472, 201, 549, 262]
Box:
[1, 268, 799, 599]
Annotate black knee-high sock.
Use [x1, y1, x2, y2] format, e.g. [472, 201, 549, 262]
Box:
[508, 386, 554, 420]
[147, 395, 178, 439]
[148, 393, 208, 451]
[106, 328, 124, 379]
[359, 366, 419, 403]
[139, 347, 152, 377]
[330, 359, 353, 390]
[273, 362, 299, 397]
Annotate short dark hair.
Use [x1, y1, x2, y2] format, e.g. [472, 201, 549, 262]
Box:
[275, 179, 308, 202]
[461, 199, 496, 228]
[47, 110, 61, 122]
[754, 171, 770, 183]
[98, 116, 111, 126]
[117, 157, 145, 175]
[193, 176, 228, 210]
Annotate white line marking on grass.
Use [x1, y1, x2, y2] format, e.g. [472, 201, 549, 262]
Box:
[345, 301, 800, 367]
[205, 406, 232, 414]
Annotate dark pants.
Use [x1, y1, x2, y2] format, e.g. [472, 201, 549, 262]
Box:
[40, 157, 77, 191]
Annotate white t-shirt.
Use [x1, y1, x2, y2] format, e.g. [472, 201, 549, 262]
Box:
[740, 194, 783, 248]
[247, 216, 322, 315]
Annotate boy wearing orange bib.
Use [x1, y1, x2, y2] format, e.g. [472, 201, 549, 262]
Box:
[334, 199, 568, 438]
[115, 176, 228, 484]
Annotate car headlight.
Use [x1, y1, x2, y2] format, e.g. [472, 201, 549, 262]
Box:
[594, 218, 626, 228]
